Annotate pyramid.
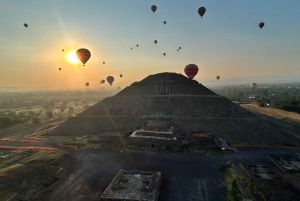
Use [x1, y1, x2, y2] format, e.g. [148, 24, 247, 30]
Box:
[47, 72, 300, 147]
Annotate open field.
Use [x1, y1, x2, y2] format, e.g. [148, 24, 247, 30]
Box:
[240, 104, 300, 126]
[0, 149, 67, 201]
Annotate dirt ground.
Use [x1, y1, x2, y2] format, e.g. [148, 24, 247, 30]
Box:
[240, 104, 300, 125]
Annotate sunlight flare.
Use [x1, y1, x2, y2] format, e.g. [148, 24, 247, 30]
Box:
[66, 52, 80, 64]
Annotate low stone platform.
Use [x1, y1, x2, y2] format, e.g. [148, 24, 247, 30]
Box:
[100, 170, 162, 201]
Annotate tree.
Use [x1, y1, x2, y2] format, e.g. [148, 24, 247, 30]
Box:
[62, 101, 68, 108]
[262, 89, 269, 97]
[258, 102, 266, 107]
[46, 111, 53, 118]
[0, 116, 13, 128]
[31, 115, 41, 123]
[69, 106, 74, 113]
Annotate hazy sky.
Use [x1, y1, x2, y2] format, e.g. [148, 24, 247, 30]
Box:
[1, 1, 300, 88]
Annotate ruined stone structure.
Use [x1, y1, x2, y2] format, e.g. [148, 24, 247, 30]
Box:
[100, 170, 162, 201]
[47, 72, 300, 147]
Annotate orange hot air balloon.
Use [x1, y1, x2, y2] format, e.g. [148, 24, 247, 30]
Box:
[250, 83, 257, 89]
[258, 22, 265, 29]
[76, 48, 91, 66]
[184, 64, 199, 79]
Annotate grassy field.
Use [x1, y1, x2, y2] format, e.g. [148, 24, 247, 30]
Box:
[241, 103, 300, 125]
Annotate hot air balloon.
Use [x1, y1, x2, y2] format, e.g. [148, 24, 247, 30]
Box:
[198, 7, 206, 18]
[177, 49, 179, 51]
[154, 40, 157, 44]
[179, 47, 181, 50]
[216, 76, 220, 80]
[76, 48, 91, 66]
[23, 23, 28, 28]
[103, 62, 105, 64]
[250, 83, 257, 89]
[184, 64, 199, 79]
[131, 47, 132, 50]
[151, 5, 157, 13]
[163, 53, 166, 56]
[136, 44, 139, 47]
[85, 82, 89, 87]
[120, 74, 123, 78]
[62, 49, 64, 52]
[163, 21, 166, 25]
[107, 76, 114, 86]
[58, 68, 61, 71]
[258, 22, 265, 29]
[100, 79, 105, 84]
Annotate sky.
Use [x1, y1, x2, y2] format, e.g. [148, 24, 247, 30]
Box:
[0, 0, 300, 88]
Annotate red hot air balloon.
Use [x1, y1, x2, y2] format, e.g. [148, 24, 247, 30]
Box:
[258, 22, 265, 29]
[76, 48, 91, 66]
[184, 64, 199, 79]
[250, 83, 257, 89]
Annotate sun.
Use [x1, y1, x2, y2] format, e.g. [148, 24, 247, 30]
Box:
[66, 52, 80, 64]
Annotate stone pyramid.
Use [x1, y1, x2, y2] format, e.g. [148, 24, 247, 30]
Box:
[47, 72, 300, 146]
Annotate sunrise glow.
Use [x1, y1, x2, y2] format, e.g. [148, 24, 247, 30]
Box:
[66, 52, 80, 64]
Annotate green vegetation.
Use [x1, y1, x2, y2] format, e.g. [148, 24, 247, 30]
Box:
[213, 83, 300, 102]
[46, 111, 53, 118]
[223, 164, 249, 201]
[0, 110, 41, 128]
[69, 106, 74, 113]
[273, 100, 300, 113]
[223, 168, 240, 201]
[213, 83, 300, 113]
